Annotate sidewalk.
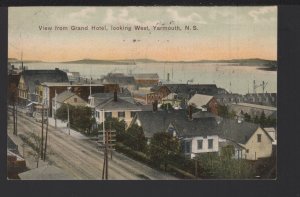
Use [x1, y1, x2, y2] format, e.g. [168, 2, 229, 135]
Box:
[47, 117, 89, 140]
[9, 105, 89, 140]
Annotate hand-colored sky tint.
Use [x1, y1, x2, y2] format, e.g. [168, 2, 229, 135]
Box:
[9, 6, 277, 62]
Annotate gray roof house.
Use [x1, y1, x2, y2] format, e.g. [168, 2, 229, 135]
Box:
[151, 84, 219, 97]
[130, 109, 273, 160]
[18, 69, 68, 104]
[132, 110, 218, 138]
[90, 91, 141, 127]
[52, 90, 88, 117]
[217, 119, 274, 160]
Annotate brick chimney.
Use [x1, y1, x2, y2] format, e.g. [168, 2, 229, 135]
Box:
[114, 89, 118, 102]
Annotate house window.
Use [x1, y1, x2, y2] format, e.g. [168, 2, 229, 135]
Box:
[257, 134, 262, 142]
[246, 149, 249, 153]
[74, 98, 77, 103]
[130, 111, 136, 118]
[118, 111, 125, 118]
[105, 112, 112, 118]
[96, 111, 100, 118]
[208, 139, 213, 149]
[197, 140, 203, 150]
[185, 141, 191, 153]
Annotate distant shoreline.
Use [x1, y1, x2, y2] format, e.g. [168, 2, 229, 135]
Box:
[8, 58, 277, 68]
[257, 67, 277, 71]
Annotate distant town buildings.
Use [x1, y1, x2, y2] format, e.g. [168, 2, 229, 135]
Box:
[100, 73, 137, 91]
[132, 73, 159, 87]
[146, 84, 219, 104]
[18, 69, 69, 106]
[8, 63, 277, 168]
[187, 94, 218, 115]
[228, 102, 277, 118]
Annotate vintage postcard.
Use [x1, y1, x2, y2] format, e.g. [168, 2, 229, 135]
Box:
[7, 6, 277, 180]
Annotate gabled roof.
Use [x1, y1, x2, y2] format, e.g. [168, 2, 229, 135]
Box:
[54, 91, 76, 103]
[217, 119, 260, 144]
[92, 92, 134, 107]
[134, 109, 270, 145]
[188, 94, 214, 108]
[96, 97, 141, 111]
[21, 69, 68, 93]
[192, 111, 218, 119]
[135, 110, 218, 138]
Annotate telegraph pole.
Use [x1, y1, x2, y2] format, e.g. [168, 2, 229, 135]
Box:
[98, 110, 115, 179]
[67, 102, 70, 135]
[195, 158, 198, 178]
[105, 131, 108, 180]
[54, 89, 57, 128]
[13, 103, 16, 135]
[41, 105, 44, 159]
[15, 98, 18, 135]
[101, 109, 108, 180]
[43, 108, 49, 161]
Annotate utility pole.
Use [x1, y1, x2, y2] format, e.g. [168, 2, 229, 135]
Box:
[67, 102, 70, 135]
[15, 97, 18, 135]
[105, 131, 108, 180]
[97, 110, 115, 179]
[195, 158, 198, 178]
[43, 108, 49, 161]
[13, 102, 16, 135]
[102, 144, 106, 180]
[54, 89, 57, 128]
[41, 104, 44, 159]
[101, 109, 108, 179]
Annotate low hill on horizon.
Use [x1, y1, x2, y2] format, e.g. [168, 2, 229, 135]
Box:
[8, 58, 277, 67]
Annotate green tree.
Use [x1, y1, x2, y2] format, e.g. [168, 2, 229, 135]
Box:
[27, 133, 42, 168]
[55, 104, 74, 122]
[217, 105, 230, 118]
[259, 111, 267, 127]
[124, 124, 147, 152]
[244, 113, 252, 122]
[254, 115, 260, 124]
[228, 110, 237, 119]
[55, 104, 95, 134]
[160, 103, 174, 110]
[270, 118, 277, 127]
[196, 151, 255, 179]
[99, 117, 126, 140]
[147, 132, 180, 170]
[220, 145, 235, 159]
